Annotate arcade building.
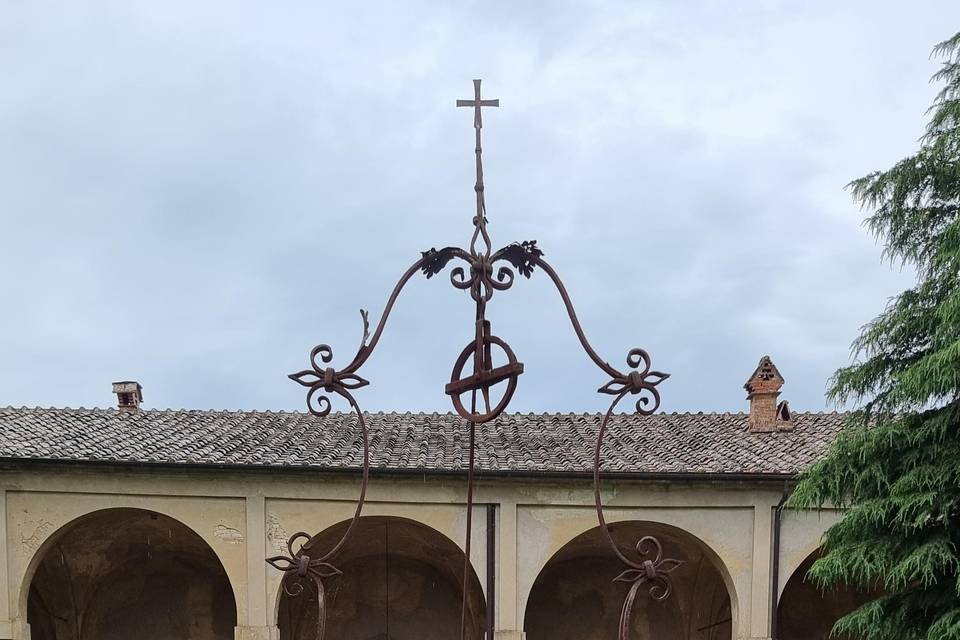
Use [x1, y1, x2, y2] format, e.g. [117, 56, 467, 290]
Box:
[0, 356, 866, 640]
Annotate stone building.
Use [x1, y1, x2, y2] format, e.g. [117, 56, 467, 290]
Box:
[0, 358, 865, 640]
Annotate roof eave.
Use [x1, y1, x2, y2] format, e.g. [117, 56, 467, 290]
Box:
[0, 456, 798, 485]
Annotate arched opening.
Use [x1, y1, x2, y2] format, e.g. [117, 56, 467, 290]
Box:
[777, 549, 880, 640]
[26, 507, 237, 640]
[278, 516, 486, 640]
[524, 521, 734, 640]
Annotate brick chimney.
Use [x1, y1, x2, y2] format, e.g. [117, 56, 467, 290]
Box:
[112, 381, 143, 412]
[744, 356, 793, 433]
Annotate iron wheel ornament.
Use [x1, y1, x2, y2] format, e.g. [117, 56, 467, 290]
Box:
[273, 79, 677, 640]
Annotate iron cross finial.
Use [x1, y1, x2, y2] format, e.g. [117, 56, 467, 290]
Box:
[456, 78, 499, 128]
[457, 79, 499, 257]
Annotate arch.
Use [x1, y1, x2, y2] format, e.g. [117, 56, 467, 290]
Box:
[777, 548, 880, 640]
[276, 515, 486, 640]
[524, 520, 735, 640]
[23, 507, 237, 640]
[777, 539, 823, 598]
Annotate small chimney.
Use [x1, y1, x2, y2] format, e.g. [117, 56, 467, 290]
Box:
[112, 381, 143, 412]
[744, 356, 793, 433]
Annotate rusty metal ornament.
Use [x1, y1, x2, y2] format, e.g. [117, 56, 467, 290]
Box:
[594, 370, 683, 639]
[275, 79, 674, 640]
[612, 536, 683, 638]
[266, 532, 343, 640]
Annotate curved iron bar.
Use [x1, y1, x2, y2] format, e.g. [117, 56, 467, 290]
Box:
[531, 255, 623, 379]
[288, 255, 439, 403]
[614, 536, 684, 640]
[266, 532, 341, 640]
[593, 390, 682, 640]
[529, 254, 676, 640]
[345, 256, 433, 376]
[266, 388, 370, 640]
[279, 248, 492, 640]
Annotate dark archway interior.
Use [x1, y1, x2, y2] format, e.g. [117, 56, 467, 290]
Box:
[27, 508, 236, 640]
[778, 551, 879, 640]
[278, 516, 486, 640]
[524, 521, 732, 640]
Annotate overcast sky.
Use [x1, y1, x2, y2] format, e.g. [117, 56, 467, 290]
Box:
[2, 1, 957, 414]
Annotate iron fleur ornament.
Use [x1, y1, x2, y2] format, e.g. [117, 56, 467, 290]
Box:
[276, 79, 676, 640]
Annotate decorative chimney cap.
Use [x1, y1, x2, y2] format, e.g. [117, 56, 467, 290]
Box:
[744, 357, 792, 433]
[744, 355, 784, 395]
[112, 381, 143, 411]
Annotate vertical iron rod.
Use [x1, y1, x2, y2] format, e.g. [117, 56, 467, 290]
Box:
[486, 504, 496, 640]
[461, 393, 478, 640]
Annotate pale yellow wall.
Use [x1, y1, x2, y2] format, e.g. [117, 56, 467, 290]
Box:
[265, 498, 489, 621]
[7, 491, 248, 623]
[0, 465, 837, 640]
[777, 508, 843, 597]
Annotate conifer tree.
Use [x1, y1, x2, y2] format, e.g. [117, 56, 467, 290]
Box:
[789, 32, 960, 640]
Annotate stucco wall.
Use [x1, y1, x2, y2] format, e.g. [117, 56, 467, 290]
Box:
[0, 464, 832, 640]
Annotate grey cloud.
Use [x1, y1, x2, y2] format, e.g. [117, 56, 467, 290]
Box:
[0, 0, 951, 413]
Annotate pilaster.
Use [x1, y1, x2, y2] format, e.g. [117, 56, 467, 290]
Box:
[749, 497, 778, 639]
[0, 490, 8, 623]
[0, 490, 13, 640]
[245, 494, 268, 627]
[497, 500, 519, 632]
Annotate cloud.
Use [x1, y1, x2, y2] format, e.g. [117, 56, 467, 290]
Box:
[0, 0, 948, 413]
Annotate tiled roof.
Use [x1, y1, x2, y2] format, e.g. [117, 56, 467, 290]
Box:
[0, 408, 844, 476]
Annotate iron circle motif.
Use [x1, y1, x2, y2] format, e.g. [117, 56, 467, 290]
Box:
[446, 333, 522, 423]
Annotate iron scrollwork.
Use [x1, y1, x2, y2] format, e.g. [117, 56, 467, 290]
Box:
[266, 533, 342, 640]
[274, 79, 676, 640]
[612, 536, 684, 638]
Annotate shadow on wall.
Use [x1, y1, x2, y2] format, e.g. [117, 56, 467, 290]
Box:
[27, 508, 236, 640]
[278, 516, 486, 640]
[778, 551, 881, 640]
[524, 521, 733, 640]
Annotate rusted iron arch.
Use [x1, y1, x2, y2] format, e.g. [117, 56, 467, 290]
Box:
[277, 79, 671, 640]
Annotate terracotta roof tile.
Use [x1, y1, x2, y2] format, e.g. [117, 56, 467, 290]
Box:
[0, 408, 844, 476]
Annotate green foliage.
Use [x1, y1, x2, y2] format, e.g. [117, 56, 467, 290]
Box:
[789, 32, 960, 640]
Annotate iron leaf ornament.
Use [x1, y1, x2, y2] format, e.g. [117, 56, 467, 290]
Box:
[276, 79, 671, 640]
[598, 348, 670, 415]
[420, 246, 460, 279]
[497, 240, 543, 278]
[611, 536, 684, 640]
[267, 532, 344, 640]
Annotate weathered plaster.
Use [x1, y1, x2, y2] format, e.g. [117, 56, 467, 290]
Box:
[0, 465, 836, 640]
[6, 489, 247, 628]
[777, 508, 842, 597]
